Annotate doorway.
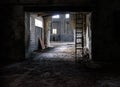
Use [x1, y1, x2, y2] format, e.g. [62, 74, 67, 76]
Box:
[25, 12, 92, 62]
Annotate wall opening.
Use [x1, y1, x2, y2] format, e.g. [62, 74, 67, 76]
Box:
[25, 11, 92, 61]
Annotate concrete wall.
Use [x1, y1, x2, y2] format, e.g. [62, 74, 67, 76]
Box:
[92, 0, 120, 62]
[85, 13, 92, 59]
[35, 26, 42, 49]
[0, 5, 25, 64]
[25, 13, 44, 58]
[25, 12, 30, 58]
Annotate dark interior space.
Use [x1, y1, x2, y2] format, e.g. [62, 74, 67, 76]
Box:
[0, 0, 120, 87]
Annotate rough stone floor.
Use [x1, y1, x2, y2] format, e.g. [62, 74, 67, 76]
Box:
[0, 43, 120, 87]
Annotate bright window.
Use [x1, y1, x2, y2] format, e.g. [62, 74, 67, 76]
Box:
[35, 19, 43, 28]
[52, 29, 57, 34]
[65, 14, 70, 19]
[52, 15, 60, 19]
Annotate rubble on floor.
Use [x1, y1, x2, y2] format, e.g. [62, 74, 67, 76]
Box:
[0, 44, 120, 87]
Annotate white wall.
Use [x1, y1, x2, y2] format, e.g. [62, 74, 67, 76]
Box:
[85, 13, 92, 59]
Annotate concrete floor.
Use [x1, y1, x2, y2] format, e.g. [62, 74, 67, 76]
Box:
[0, 43, 120, 87]
[34, 42, 75, 61]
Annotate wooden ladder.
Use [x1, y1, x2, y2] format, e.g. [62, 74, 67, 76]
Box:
[75, 13, 84, 62]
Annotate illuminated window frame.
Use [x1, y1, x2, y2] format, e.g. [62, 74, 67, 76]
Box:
[52, 29, 57, 34]
[65, 14, 70, 19]
[52, 15, 60, 19]
[35, 19, 43, 28]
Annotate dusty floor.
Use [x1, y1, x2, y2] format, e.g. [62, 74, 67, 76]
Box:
[0, 43, 120, 87]
[34, 43, 75, 61]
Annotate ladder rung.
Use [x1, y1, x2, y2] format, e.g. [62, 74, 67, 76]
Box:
[75, 54, 82, 56]
[76, 30, 82, 32]
[76, 23, 83, 25]
[76, 25, 83, 26]
[76, 32, 82, 33]
[76, 44, 82, 46]
[76, 36, 82, 38]
[76, 36, 82, 37]
[76, 42, 82, 44]
[76, 29, 83, 30]
[76, 43, 82, 45]
[76, 35, 82, 37]
[76, 29, 82, 30]
[76, 47, 83, 49]
[76, 31, 82, 33]
[76, 43, 82, 44]
[76, 34, 82, 36]
[76, 34, 82, 38]
[76, 28, 82, 32]
[75, 52, 83, 54]
[76, 23, 83, 24]
[76, 33, 82, 34]
[76, 37, 82, 39]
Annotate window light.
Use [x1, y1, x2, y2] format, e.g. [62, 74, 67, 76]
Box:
[52, 29, 57, 34]
[35, 19, 43, 28]
[65, 14, 70, 19]
[52, 15, 60, 19]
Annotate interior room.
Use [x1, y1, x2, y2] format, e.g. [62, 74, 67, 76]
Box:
[0, 0, 120, 87]
[25, 12, 92, 62]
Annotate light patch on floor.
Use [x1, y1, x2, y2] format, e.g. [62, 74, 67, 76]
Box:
[33, 44, 75, 61]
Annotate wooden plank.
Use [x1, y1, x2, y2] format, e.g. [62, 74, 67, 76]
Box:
[39, 38, 45, 49]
